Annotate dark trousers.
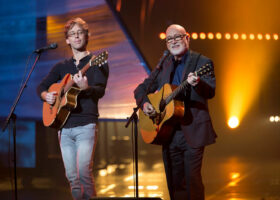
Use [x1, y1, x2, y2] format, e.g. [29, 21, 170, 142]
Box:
[162, 131, 205, 200]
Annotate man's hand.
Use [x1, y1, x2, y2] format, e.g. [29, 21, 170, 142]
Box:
[41, 91, 57, 105]
[143, 102, 156, 116]
[73, 70, 89, 90]
[187, 72, 200, 86]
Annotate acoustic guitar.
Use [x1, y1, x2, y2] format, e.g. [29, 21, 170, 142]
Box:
[42, 51, 108, 129]
[139, 63, 213, 145]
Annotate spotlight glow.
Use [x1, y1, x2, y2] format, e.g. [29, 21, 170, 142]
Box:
[222, 32, 273, 128]
[265, 33, 271, 40]
[180, 32, 279, 41]
[270, 116, 275, 122]
[231, 172, 240, 179]
[233, 33, 239, 40]
[228, 116, 239, 129]
[99, 169, 107, 176]
[159, 32, 166, 40]
[270, 116, 280, 122]
[228, 181, 237, 187]
[216, 32, 222, 40]
[249, 33, 255, 40]
[191, 32, 198, 40]
[200, 32, 206, 40]
[241, 33, 247, 40]
[225, 33, 231, 40]
[207, 32, 214, 40]
[257, 33, 263, 40]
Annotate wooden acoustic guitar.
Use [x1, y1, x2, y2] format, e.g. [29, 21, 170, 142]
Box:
[139, 63, 213, 145]
[42, 51, 108, 129]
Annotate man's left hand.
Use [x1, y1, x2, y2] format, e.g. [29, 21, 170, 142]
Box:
[73, 71, 88, 90]
[187, 72, 200, 86]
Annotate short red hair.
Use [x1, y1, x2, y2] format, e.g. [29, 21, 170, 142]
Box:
[64, 17, 89, 40]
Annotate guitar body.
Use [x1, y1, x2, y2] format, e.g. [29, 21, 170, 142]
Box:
[42, 73, 81, 129]
[138, 63, 212, 145]
[41, 51, 108, 129]
[139, 83, 184, 145]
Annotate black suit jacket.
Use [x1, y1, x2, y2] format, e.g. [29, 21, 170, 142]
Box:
[134, 50, 217, 148]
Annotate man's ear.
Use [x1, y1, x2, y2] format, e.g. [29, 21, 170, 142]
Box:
[66, 38, 70, 44]
[186, 33, 190, 41]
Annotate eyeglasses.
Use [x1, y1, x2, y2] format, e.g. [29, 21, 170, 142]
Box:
[166, 34, 187, 43]
[68, 30, 85, 37]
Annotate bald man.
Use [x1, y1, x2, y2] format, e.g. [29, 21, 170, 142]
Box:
[134, 24, 217, 200]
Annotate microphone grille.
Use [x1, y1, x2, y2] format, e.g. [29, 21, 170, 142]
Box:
[50, 43, 58, 49]
[163, 50, 170, 56]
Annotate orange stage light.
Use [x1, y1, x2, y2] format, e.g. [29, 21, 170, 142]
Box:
[273, 34, 279, 40]
[241, 33, 247, 40]
[191, 32, 198, 40]
[159, 32, 166, 40]
[249, 33, 255, 40]
[199, 32, 206, 40]
[257, 33, 263, 40]
[216, 32, 222, 40]
[228, 116, 240, 129]
[233, 33, 239, 40]
[207, 32, 214, 40]
[265, 33, 271, 40]
[225, 33, 231, 40]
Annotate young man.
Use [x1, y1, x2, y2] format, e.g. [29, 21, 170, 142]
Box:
[37, 17, 109, 200]
[134, 24, 217, 200]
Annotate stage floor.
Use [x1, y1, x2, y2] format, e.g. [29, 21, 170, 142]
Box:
[0, 152, 280, 200]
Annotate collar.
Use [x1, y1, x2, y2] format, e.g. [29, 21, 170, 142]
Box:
[71, 52, 92, 63]
[172, 50, 189, 65]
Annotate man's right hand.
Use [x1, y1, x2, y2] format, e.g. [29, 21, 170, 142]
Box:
[143, 102, 156, 116]
[41, 91, 57, 105]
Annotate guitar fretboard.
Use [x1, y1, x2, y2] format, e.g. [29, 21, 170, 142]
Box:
[165, 78, 191, 105]
[163, 63, 212, 106]
[63, 51, 108, 93]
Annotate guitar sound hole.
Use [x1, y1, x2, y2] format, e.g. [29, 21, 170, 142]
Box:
[151, 110, 166, 125]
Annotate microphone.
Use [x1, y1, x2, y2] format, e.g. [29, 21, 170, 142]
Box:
[156, 50, 170, 70]
[34, 43, 58, 53]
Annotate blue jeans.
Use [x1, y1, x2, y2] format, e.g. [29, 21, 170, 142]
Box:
[59, 123, 98, 200]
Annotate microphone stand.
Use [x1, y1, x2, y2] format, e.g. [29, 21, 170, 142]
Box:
[2, 52, 42, 200]
[125, 51, 169, 199]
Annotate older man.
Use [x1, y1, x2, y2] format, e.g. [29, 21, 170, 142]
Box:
[134, 24, 217, 200]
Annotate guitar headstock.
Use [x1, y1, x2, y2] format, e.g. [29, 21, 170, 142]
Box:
[90, 51, 108, 67]
[196, 63, 213, 77]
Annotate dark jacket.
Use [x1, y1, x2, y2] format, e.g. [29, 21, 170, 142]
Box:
[134, 50, 217, 148]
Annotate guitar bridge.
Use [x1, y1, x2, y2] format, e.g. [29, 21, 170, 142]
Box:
[150, 110, 166, 125]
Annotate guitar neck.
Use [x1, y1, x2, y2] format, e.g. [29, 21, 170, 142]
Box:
[61, 51, 107, 94]
[165, 71, 200, 105]
[164, 79, 189, 105]
[63, 62, 91, 93]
